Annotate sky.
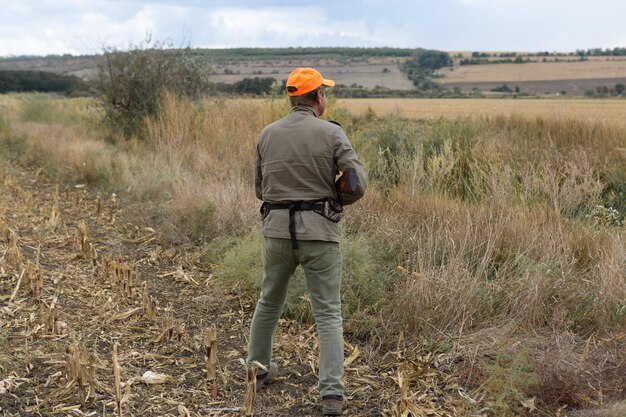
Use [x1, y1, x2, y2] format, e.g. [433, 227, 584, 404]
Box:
[1, 0, 625, 57]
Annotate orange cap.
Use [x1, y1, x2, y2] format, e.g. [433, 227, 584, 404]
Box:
[286, 67, 335, 96]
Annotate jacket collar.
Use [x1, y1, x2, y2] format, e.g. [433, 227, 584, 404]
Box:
[290, 105, 319, 118]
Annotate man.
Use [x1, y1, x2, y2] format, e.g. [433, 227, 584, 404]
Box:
[247, 67, 367, 416]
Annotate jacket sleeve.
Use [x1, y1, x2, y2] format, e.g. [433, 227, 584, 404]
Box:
[254, 142, 263, 200]
[334, 129, 367, 205]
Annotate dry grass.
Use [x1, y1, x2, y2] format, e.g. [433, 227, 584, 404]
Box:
[337, 98, 626, 127]
[1, 93, 625, 415]
[355, 191, 625, 335]
[341, 110, 626, 414]
[439, 58, 626, 83]
[0, 94, 289, 241]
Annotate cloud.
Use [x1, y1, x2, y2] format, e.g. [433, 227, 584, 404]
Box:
[0, 0, 421, 55]
[609, 35, 626, 49]
[200, 6, 409, 48]
[0, 2, 202, 55]
[0, 35, 73, 56]
[456, 0, 518, 4]
[0, 0, 625, 56]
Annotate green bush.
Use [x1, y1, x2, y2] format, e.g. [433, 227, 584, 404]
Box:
[214, 231, 394, 325]
[213, 231, 264, 290]
[339, 234, 394, 317]
[354, 119, 419, 190]
[0, 70, 86, 94]
[172, 200, 217, 242]
[353, 118, 493, 201]
[214, 77, 276, 95]
[482, 345, 538, 415]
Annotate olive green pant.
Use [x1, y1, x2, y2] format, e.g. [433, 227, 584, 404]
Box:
[247, 237, 344, 398]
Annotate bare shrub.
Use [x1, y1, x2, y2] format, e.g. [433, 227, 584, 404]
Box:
[528, 331, 626, 414]
[96, 37, 211, 138]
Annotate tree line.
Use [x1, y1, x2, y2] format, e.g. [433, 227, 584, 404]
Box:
[577, 47, 626, 57]
[0, 70, 87, 95]
[164, 47, 414, 61]
[399, 49, 451, 90]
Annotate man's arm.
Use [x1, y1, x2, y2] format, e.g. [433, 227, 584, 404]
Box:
[334, 130, 367, 205]
[254, 142, 263, 200]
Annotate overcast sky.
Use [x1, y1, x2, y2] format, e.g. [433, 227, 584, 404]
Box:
[1, 0, 625, 56]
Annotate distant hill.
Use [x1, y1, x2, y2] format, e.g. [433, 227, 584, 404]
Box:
[0, 48, 416, 90]
[1, 48, 625, 97]
[0, 55, 99, 80]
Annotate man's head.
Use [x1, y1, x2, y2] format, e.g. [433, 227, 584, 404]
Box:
[286, 68, 335, 115]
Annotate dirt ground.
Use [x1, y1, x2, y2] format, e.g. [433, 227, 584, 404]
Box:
[0, 161, 467, 416]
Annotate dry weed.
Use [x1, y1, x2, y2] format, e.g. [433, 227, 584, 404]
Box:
[5, 227, 22, 270]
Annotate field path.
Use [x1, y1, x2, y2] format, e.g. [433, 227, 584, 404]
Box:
[0, 161, 462, 416]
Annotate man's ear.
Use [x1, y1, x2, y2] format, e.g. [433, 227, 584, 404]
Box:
[317, 89, 324, 103]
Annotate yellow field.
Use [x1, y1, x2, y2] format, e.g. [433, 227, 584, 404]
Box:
[439, 58, 626, 83]
[337, 98, 626, 126]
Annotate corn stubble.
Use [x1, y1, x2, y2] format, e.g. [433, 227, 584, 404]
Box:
[245, 365, 256, 416]
[109, 193, 117, 223]
[75, 221, 97, 261]
[205, 326, 219, 397]
[112, 343, 122, 417]
[5, 227, 22, 270]
[47, 186, 62, 231]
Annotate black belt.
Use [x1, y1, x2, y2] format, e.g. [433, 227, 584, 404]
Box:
[264, 201, 324, 249]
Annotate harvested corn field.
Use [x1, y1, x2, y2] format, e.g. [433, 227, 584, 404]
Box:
[439, 58, 626, 84]
[0, 161, 471, 416]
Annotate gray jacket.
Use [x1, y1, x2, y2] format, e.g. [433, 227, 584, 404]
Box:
[255, 106, 367, 243]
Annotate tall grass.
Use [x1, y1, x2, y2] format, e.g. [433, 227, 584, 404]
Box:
[342, 113, 625, 414]
[1, 93, 624, 414]
[342, 114, 625, 346]
[0, 93, 287, 240]
[137, 94, 289, 239]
